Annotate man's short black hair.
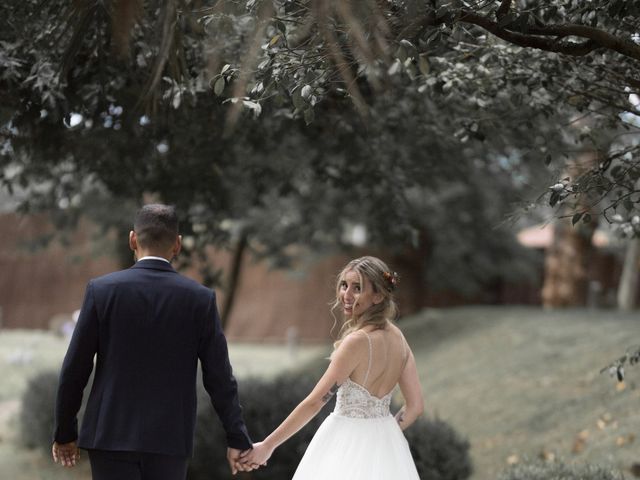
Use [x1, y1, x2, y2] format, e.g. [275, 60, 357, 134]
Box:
[134, 204, 179, 250]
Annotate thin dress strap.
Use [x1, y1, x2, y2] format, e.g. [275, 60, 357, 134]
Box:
[360, 331, 373, 387]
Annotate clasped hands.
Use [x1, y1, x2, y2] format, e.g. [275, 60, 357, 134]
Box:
[228, 441, 273, 475]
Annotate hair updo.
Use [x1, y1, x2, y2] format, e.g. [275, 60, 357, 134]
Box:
[331, 256, 399, 345]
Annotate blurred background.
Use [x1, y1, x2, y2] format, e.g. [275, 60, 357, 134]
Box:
[2, 1, 640, 479]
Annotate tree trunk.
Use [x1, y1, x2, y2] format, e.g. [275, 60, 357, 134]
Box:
[617, 237, 640, 311]
[541, 152, 598, 308]
[391, 228, 432, 315]
[220, 231, 248, 331]
[541, 217, 596, 307]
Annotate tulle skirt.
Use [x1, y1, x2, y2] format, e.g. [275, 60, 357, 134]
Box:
[292, 413, 420, 479]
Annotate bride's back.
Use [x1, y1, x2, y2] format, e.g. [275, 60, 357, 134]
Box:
[348, 323, 408, 398]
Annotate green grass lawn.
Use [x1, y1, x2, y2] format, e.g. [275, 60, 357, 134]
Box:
[402, 306, 640, 480]
[1, 307, 639, 480]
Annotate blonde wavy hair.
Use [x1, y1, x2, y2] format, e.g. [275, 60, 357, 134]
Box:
[331, 256, 399, 347]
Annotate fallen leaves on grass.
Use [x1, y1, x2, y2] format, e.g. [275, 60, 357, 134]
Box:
[572, 429, 589, 454]
[538, 448, 556, 462]
[615, 434, 635, 447]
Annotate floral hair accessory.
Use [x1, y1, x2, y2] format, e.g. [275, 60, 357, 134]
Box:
[382, 271, 399, 291]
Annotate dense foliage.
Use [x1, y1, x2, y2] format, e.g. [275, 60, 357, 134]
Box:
[2, 0, 639, 296]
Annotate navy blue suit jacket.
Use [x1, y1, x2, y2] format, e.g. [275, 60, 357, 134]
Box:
[54, 259, 252, 456]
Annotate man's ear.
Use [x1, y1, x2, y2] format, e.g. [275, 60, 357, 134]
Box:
[129, 230, 137, 251]
[172, 235, 182, 257]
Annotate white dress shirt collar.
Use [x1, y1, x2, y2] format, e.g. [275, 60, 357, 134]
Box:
[137, 256, 171, 264]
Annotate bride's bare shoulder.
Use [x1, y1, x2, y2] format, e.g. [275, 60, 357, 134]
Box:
[333, 331, 369, 355]
[385, 322, 405, 337]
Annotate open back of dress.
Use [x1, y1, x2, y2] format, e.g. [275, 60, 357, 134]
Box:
[292, 327, 420, 480]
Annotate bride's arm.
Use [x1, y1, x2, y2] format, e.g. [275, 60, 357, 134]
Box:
[395, 349, 425, 431]
[240, 334, 366, 466]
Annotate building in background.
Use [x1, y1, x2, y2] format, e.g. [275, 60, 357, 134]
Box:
[1, 214, 635, 342]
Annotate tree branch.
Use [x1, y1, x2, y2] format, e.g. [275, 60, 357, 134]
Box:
[140, 0, 178, 106]
[496, 0, 511, 20]
[458, 10, 600, 57]
[525, 23, 640, 60]
[458, 10, 640, 60]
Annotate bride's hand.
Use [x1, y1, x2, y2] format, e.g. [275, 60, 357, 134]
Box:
[240, 441, 274, 468]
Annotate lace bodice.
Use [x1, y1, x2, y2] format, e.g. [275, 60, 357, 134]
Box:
[333, 330, 399, 419]
[334, 378, 393, 418]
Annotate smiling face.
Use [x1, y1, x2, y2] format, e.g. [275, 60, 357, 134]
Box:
[338, 269, 383, 318]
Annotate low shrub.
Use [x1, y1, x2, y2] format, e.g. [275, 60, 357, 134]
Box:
[498, 460, 625, 480]
[405, 416, 473, 480]
[189, 373, 472, 480]
[20, 369, 91, 452]
[19, 369, 59, 450]
[20, 366, 473, 480]
[190, 373, 333, 480]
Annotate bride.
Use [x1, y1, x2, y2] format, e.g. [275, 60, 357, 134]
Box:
[240, 256, 424, 479]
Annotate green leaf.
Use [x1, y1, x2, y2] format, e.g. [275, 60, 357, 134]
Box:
[213, 76, 225, 96]
[396, 46, 408, 62]
[269, 34, 281, 47]
[399, 39, 415, 50]
[292, 88, 304, 109]
[418, 55, 430, 76]
[304, 107, 315, 125]
[611, 165, 624, 180]
[572, 212, 583, 225]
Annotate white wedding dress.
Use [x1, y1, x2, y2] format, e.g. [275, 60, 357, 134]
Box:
[292, 333, 420, 479]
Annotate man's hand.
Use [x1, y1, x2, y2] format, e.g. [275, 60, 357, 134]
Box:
[227, 447, 256, 475]
[52, 441, 80, 467]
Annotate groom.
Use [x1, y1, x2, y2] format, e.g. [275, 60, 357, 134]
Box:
[52, 204, 253, 479]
